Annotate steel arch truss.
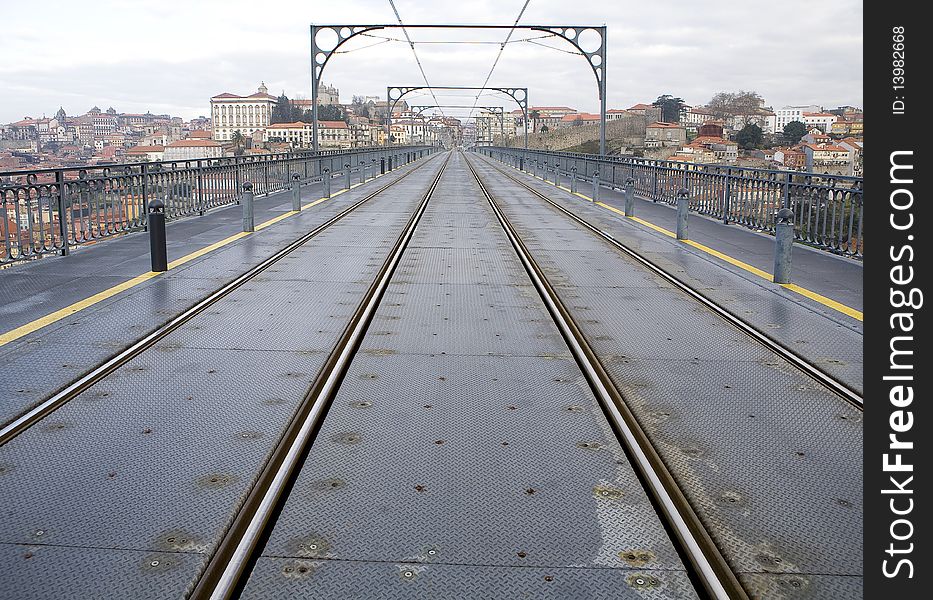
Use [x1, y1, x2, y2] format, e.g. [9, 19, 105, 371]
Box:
[310, 24, 608, 152]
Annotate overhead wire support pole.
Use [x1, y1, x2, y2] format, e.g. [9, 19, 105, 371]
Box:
[309, 24, 607, 152]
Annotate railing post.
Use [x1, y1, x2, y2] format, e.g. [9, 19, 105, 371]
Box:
[148, 198, 167, 272]
[652, 166, 659, 202]
[291, 174, 301, 211]
[623, 178, 636, 216]
[55, 170, 70, 256]
[241, 182, 254, 232]
[773, 208, 795, 283]
[723, 168, 732, 224]
[196, 160, 205, 216]
[555, 166, 561, 189]
[592, 171, 600, 201]
[676, 188, 690, 240]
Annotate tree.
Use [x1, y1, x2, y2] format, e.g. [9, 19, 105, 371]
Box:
[736, 124, 763, 150]
[318, 104, 346, 121]
[529, 109, 540, 132]
[782, 121, 807, 145]
[231, 130, 245, 149]
[350, 95, 371, 119]
[272, 94, 291, 123]
[652, 95, 686, 122]
[708, 90, 765, 122]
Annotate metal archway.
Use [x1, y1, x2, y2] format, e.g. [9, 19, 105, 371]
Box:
[310, 24, 607, 152]
[409, 105, 505, 147]
[386, 86, 527, 150]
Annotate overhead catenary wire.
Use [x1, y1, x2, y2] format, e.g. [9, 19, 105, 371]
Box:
[467, 0, 532, 122]
[386, 0, 446, 119]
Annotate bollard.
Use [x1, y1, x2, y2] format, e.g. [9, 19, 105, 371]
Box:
[323, 168, 331, 198]
[676, 188, 689, 240]
[773, 208, 795, 284]
[381, 157, 386, 175]
[148, 198, 167, 272]
[388, 156, 394, 171]
[543, 162, 549, 183]
[291, 174, 301, 211]
[592, 171, 600, 201]
[371, 159, 377, 181]
[344, 164, 351, 190]
[570, 167, 578, 194]
[623, 178, 636, 216]
[555, 167, 561, 189]
[241, 182, 254, 232]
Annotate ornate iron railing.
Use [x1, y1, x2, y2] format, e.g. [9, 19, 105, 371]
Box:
[479, 147, 864, 258]
[1, 146, 435, 265]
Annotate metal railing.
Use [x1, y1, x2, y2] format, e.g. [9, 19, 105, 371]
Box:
[479, 147, 864, 258]
[1, 146, 435, 265]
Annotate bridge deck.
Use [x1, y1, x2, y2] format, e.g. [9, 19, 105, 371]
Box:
[0, 151, 862, 598]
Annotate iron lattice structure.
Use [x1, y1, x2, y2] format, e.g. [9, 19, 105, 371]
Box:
[407, 105, 505, 147]
[309, 24, 607, 152]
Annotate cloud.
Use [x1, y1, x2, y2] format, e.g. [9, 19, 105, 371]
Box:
[0, 0, 862, 122]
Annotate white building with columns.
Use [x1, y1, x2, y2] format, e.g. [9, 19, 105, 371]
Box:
[210, 82, 276, 141]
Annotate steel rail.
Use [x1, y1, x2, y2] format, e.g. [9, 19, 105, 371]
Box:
[190, 152, 451, 600]
[464, 152, 747, 600]
[0, 153, 442, 447]
[475, 153, 864, 410]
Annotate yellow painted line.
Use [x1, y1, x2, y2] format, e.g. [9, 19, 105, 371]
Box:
[535, 171, 863, 321]
[0, 180, 363, 346]
[683, 240, 774, 280]
[0, 271, 160, 346]
[629, 216, 677, 238]
[255, 211, 298, 231]
[781, 284, 863, 321]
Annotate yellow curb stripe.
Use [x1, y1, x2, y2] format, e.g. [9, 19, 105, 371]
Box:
[0, 271, 160, 345]
[781, 284, 863, 321]
[535, 170, 862, 321]
[683, 239, 774, 281]
[0, 188, 349, 345]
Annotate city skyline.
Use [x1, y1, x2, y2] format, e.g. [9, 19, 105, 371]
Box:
[0, 0, 862, 123]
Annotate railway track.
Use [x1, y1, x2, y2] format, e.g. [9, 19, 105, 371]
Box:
[472, 152, 863, 410]
[0, 153, 444, 447]
[1, 150, 859, 599]
[463, 153, 745, 600]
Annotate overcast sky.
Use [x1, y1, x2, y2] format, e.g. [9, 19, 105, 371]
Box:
[0, 0, 862, 123]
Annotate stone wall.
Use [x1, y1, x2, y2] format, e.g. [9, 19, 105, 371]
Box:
[494, 114, 647, 152]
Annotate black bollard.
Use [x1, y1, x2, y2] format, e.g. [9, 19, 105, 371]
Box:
[148, 198, 167, 272]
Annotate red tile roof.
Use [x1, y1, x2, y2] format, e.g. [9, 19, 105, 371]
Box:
[166, 139, 222, 147]
[188, 129, 212, 138]
[266, 121, 310, 129]
[628, 103, 653, 111]
[127, 145, 164, 153]
[319, 120, 348, 129]
[646, 121, 683, 128]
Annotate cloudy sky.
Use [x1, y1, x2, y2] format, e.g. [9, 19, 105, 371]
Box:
[0, 0, 862, 123]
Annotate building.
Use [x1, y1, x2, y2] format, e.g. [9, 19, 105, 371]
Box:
[163, 139, 224, 161]
[645, 122, 687, 148]
[125, 145, 165, 162]
[774, 105, 821, 133]
[606, 109, 628, 121]
[773, 147, 807, 170]
[318, 83, 340, 105]
[558, 113, 600, 128]
[802, 112, 838, 133]
[265, 121, 310, 147]
[318, 120, 351, 148]
[801, 142, 850, 175]
[682, 106, 717, 127]
[837, 138, 864, 177]
[210, 82, 276, 141]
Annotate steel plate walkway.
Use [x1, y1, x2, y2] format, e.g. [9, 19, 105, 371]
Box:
[0, 150, 862, 599]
